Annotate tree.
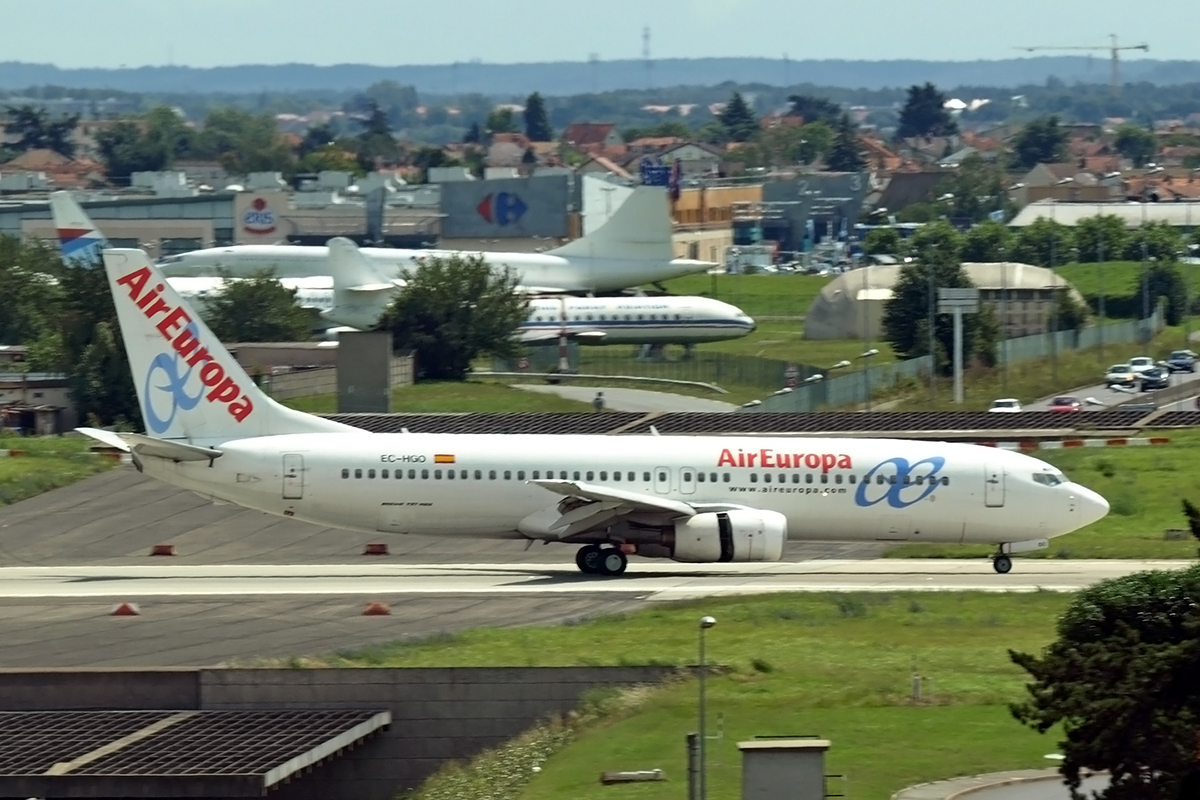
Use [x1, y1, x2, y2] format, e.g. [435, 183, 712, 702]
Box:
[862, 226, 902, 257]
[718, 91, 758, 143]
[881, 221, 994, 370]
[463, 121, 483, 144]
[195, 108, 294, 175]
[621, 120, 691, 142]
[755, 120, 832, 167]
[3, 104, 78, 156]
[785, 94, 842, 126]
[485, 108, 518, 135]
[523, 92, 553, 142]
[1011, 116, 1068, 170]
[201, 272, 315, 343]
[377, 253, 527, 381]
[1010, 564, 1200, 799]
[1113, 124, 1158, 168]
[895, 83, 958, 140]
[1123, 220, 1185, 263]
[825, 114, 865, 172]
[940, 153, 1010, 224]
[95, 120, 168, 184]
[142, 106, 195, 161]
[298, 122, 337, 157]
[961, 220, 1013, 262]
[1074, 214, 1128, 262]
[296, 144, 364, 177]
[1011, 218, 1075, 267]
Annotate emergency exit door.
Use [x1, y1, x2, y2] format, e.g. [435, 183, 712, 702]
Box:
[282, 454, 304, 500]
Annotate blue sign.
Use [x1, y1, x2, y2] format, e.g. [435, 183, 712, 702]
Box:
[854, 457, 946, 508]
[143, 323, 203, 434]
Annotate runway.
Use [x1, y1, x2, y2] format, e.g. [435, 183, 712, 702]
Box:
[0, 559, 1184, 600]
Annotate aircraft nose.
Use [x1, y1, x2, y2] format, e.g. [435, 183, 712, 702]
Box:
[745, 316, 757, 332]
[1076, 485, 1110, 527]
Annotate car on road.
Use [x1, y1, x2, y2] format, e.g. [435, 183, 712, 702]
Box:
[1128, 356, 1156, 375]
[1166, 350, 1197, 373]
[988, 398, 1023, 413]
[1140, 366, 1170, 391]
[1105, 364, 1137, 388]
[1048, 395, 1083, 412]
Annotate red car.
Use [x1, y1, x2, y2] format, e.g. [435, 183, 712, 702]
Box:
[1048, 396, 1082, 412]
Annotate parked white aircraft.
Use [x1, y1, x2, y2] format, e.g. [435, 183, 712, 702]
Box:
[322, 237, 755, 344]
[79, 249, 1109, 576]
[48, 187, 709, 292]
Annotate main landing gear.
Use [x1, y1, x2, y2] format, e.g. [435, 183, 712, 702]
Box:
[575, 544, 628, 576]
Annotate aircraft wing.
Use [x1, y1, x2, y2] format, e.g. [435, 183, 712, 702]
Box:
[76, 428, 222, 463]
[520, 479, 698, 538]
[515, 286, 573, 295]
[518, 329, 607, 344]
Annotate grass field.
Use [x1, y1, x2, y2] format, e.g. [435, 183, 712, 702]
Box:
[648, 273, 835, 319]
[326, 592, 1072, 800]
[282, 381, 595, 415]
[1058, 260, 1200, 302]
[890, 428, 1200, 560]
[0, 436, 116, 506]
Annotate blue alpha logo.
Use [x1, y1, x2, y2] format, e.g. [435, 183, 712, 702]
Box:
[143, 322, 204, 434]
[854, 457, 946, 509]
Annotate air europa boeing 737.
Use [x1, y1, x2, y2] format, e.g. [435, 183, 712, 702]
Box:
[79, 249, 1110, 576]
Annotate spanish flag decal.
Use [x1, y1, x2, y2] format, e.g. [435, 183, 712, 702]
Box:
[434, 454, 456, 464]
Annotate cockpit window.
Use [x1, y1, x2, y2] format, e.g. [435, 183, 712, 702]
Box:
[1033, 473, 1064, 487]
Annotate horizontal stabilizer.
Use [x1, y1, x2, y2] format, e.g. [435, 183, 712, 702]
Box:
[345, 282, 397, 292]
[76, 428, 222, 462]
[519, 328, 607, 344]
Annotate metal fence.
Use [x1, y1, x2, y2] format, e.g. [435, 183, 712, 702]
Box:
[753, 308, 1166, 413]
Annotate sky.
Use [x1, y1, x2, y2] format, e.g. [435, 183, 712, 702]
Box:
[2, 0, 1191, 68]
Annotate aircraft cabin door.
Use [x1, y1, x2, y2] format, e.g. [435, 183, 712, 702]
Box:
[984, 463, 1005, 508]
[679, 468, 696, 495]
[282, 454, 304, 500]
[654, 467, 672, 494]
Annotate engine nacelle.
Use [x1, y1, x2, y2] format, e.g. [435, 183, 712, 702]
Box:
[670, 510, 786, 563]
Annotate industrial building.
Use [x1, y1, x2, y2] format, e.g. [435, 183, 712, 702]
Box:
[1011, 199, 1200, 229]
[804, 262, 1084, 341]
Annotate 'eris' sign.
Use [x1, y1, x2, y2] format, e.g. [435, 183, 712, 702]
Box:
[241, 196, 277, 236]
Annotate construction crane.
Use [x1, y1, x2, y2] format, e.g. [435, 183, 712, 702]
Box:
[1015, 34, 1149, 96]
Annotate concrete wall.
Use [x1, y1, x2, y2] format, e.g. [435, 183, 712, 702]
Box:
[338, 332, 393, 413]
[0, 666, 675, 800]
[265, 367, 339, 401]
[390, 353, 415, 390]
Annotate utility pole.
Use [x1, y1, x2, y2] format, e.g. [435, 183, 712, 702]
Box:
[643, 27, 653, 90]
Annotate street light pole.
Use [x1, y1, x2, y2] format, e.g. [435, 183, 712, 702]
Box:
[1098, 236, 1105, 362]
[698, 615, 716, 800]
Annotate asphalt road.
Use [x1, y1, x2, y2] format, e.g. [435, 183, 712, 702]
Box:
[1024, 361, 1200, 411]
[970, 774, 1109, 800]
[513, 384, 737, 412]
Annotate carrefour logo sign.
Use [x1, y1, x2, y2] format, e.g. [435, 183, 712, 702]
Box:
[242, 197, 277, 235]
[476, 191, 528, 227]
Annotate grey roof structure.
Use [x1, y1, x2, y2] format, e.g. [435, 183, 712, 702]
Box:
[1011, 199, 1200, 227]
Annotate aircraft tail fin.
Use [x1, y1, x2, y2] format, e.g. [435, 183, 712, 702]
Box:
[324, 237, 398, 329]
[100, 248, 359, 444]
[547, 186, 673, 263]
[50, 190, 109, 267]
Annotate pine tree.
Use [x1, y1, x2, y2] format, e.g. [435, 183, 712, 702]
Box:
[523, 92, 553, 142]
[895, 83, 958, 140]
[825, 114, 866, 172]
[718, 92, 758, 143]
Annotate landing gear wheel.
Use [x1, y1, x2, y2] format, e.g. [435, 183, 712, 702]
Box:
[597, 548, 628, 576]
[993, 555, 1013, 574]
[577, 545, 603, 574]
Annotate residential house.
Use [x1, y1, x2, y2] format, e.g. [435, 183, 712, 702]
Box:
[577, 155, 633, 181]
[562, 123, 625, 157]
[0, 148, 105, 189]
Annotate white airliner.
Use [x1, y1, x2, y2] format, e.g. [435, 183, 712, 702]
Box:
[78, 249, 1110, 576]
[322, 237, 755, 344]
[47, 186, 710, 292]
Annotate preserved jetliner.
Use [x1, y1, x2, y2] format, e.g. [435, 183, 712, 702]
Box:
[322, 237, 755, 345]
[48, 188, 712, 293]
[78, 249, 1110, 576]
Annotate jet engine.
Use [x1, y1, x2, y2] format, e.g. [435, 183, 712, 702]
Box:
[667, 510, 786, 563]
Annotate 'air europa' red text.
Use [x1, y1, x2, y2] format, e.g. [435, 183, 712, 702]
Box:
[116, 267, 254, 423]
[717, 448, 851, 473]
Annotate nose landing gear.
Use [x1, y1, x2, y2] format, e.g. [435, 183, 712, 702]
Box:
[991, 538, 1049, 574]
[992, 554, 1013, 574]
[575, 544, 628, 576]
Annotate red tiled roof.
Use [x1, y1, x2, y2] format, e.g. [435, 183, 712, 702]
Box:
[563, 123, 616, 147]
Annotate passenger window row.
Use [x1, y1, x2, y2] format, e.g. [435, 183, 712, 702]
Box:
[335, 468, 947, 487]
[746, 473, 951, 486]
